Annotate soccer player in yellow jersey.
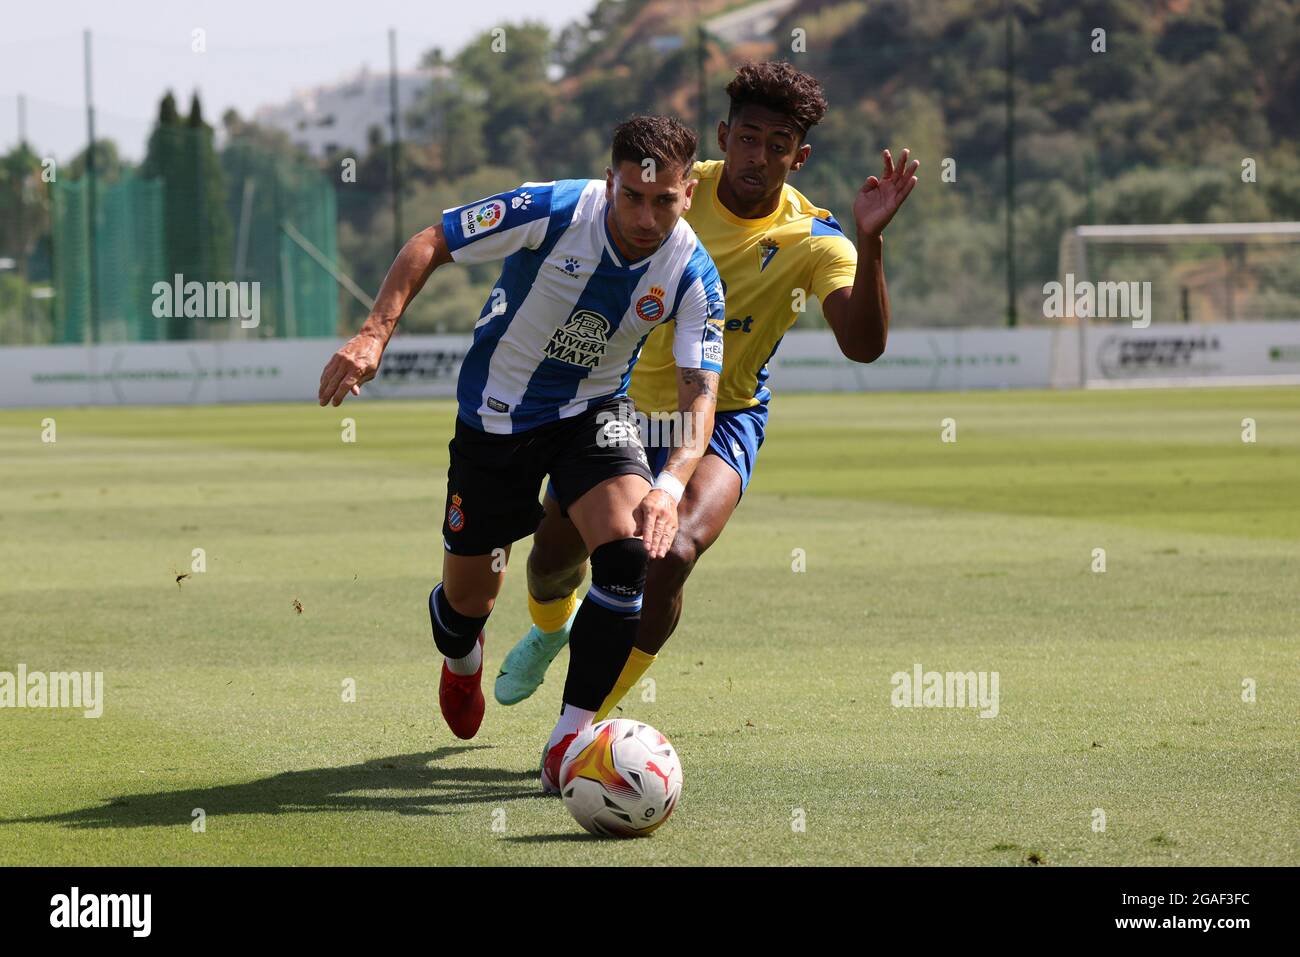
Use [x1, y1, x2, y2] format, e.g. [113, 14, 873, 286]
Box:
[496, 62, 919, 761]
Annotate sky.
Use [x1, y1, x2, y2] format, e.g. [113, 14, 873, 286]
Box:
[0, 0, 598, 161]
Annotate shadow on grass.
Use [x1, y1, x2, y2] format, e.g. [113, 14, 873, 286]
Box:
[0, 748, 546, 830]
[500, 833, 604, 845]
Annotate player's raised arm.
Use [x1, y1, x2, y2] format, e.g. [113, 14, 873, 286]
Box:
[821, 147, 920, 363]
[634, 266, 725, 559]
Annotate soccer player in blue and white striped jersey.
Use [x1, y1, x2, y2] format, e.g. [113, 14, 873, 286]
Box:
[319, 116, 723, 790]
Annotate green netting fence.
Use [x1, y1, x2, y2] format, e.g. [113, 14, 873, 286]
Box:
[50, 136, 338, 344]
[51, 171, 164, 343]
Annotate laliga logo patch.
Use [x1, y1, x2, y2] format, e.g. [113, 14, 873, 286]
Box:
[461, 199, 505, 237]
[635, 286, 666, 322]
[447, 493, 466, 532]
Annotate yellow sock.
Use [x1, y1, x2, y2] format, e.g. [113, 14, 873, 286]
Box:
[529, 589, 577, 634]
[594, 647, 657, 722]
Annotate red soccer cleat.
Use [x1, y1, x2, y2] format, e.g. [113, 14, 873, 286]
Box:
[541, 732, 578, 796]
[439, 633, 486, 740]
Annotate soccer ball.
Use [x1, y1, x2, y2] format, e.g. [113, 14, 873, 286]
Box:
[559, 718, 683, 838]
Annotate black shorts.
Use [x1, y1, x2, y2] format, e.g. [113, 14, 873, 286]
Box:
[441, 396, 653, 556]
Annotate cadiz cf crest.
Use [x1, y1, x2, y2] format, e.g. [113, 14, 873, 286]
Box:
[447, 494, 466, 532]
[759, 238, 779, 272]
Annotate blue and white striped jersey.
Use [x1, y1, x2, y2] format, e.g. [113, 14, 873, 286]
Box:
[440, 179, 725, 434]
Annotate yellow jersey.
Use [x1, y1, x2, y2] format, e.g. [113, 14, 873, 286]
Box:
[629, 159, 859, 413]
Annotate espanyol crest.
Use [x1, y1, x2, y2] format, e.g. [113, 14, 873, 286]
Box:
[635, 286, 667, 322]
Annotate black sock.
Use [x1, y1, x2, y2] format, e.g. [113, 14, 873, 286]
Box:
[428, 584, 489, 660]
[563, 538, 647, 710]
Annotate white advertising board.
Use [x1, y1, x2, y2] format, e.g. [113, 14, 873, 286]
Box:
[1079, 320, 1300, 387]
[770, 328, 1055, 392]
[2, 322, 1296, 408]
[0, 336, 470, 408]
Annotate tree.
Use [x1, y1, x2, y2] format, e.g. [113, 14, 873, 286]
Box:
[0, 142, 54, 344]
[142, 91, 233, 338]
[187, 93, 234, 285]
[66, 138, 124, 182]
[0, 142, 49, 263]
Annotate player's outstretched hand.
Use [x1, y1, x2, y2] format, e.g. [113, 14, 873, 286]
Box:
[634, 489, 679, 560]
[853, 147, 919, 238]
[319, 332, 384, 406]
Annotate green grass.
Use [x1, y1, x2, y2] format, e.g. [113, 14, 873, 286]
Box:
[0, 388, 1297, 866]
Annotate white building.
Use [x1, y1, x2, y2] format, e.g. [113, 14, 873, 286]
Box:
[705, 0, 799, 46]
[254, 65, 451, 159]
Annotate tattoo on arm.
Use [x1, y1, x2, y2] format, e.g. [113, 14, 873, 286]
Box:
[660, 368, 719, 479]
[679, 368, 719, 401]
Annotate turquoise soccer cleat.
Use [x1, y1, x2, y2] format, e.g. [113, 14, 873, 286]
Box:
[493, 602, 580, 706]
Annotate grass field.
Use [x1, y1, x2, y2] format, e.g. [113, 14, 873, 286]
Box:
[1, 388, 1297, 866]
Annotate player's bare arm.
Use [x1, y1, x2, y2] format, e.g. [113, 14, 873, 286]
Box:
[634, 366, 719, 560]
[317, 224, 453, 407]
[822, 147, 920, 363]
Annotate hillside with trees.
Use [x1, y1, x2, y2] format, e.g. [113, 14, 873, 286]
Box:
[1, 0, 1296, 341]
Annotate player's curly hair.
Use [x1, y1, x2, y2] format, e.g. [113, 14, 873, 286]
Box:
[611, 115, 698, 178]
[726, 61, 828, 138]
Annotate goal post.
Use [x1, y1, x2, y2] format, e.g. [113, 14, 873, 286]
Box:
[1050, 222, 1300, 388]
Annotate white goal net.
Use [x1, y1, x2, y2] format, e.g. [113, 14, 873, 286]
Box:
[1050, 222, 1300, 388]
